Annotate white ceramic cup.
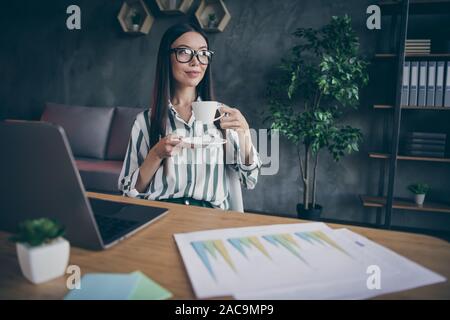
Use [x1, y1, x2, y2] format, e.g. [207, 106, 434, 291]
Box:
[191, 101, 225, 123]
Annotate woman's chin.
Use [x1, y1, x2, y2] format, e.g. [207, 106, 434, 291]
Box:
[182, 79, 201, 87]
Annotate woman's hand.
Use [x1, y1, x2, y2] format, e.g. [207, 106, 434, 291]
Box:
[135, 134, 181, 193]
[149, 134, 181, 160]
[218, 105, 250, 134]
[219, 104, 254, 165]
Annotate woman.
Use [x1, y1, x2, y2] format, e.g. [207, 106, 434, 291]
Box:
[118, 23, 261, 210]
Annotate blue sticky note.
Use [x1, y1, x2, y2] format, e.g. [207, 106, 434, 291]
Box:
[64, 273, 140, 300]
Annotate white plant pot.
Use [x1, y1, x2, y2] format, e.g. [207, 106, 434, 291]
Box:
[414, 194, 426, 206]
[16, 237, 70, 284]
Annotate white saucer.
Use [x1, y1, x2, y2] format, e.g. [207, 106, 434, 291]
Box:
[180, 136, 226, 149]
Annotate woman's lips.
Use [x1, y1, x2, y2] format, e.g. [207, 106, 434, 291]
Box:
[185, 71, 201, 78]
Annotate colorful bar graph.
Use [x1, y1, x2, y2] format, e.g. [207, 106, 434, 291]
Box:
[191, 230, 351, 280]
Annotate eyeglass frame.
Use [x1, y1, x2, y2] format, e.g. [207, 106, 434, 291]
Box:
[169, 47, 215, 65]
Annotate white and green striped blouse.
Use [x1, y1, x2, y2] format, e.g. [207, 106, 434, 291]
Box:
[118, 101, 261, 210]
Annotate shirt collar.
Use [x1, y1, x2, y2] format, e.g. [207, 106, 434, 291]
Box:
[168, 96, 202, 127]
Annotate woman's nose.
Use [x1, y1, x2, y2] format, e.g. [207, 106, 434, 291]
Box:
[189, 56, 199, 66]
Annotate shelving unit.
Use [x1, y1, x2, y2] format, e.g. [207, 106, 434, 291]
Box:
[155, 0, 193, 15]
[194, 0, 231, 33]
[368, 152, 450, 163]
[117, 0, 154, 35]
[373, 104, 450, 110]
[362, 0, 450, 230]
[360, 195, 450, 214]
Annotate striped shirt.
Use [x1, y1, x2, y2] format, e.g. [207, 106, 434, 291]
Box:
[118, 101, 261, 210]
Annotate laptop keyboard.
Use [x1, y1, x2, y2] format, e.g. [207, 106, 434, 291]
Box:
[94, 214, 139, 243]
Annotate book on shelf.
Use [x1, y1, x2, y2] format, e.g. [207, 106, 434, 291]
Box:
[406, 40, 430, 46]
[402, 131, 447, 155]
[404, 144, 446, 152]
[405, 39, 430, 55]
[405, 51, 431, 54]
[406, 39, 431, 43]
[406, 132, 447, 140]
[406, 138, 446, 146]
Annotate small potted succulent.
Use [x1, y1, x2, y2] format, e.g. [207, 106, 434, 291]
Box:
[9, 218, 69, 284]
[208, 13, 218, 29]
[130, 9, 142, 32]
[408, 183, 430, 206]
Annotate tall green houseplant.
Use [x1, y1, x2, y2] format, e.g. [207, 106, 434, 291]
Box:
[266, 15, 369, 213]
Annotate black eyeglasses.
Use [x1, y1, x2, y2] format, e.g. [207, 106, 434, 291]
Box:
[169, 47, 214, 65]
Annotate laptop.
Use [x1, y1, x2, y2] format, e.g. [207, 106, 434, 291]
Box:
[0, 120, 168, 250]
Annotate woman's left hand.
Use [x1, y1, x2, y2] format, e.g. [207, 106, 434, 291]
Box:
[218, 104, 249, 134]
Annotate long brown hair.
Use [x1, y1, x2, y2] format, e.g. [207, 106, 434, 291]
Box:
[149, 23, 217, 149]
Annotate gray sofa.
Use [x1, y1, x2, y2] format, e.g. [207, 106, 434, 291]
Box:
[41, 102, 144, 194]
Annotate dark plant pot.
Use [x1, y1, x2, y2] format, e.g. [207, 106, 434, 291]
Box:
[296, 203, 323, 220]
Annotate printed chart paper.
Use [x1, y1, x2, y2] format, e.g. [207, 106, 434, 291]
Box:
[174, 223, 445, 299]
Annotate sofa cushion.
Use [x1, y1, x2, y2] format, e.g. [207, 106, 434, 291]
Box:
[41, 102, 115, 159]
[75, 158, 123, 194]
[105, 106, 145, 161]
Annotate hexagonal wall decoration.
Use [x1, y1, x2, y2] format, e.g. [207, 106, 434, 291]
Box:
[118, 0, 154, 35]
[155, 0, 194, 15]
[195, 0, 231, 33]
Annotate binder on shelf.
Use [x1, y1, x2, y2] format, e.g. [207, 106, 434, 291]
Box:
[418, 61, 427, 106]
[401, 61, 410, 106]
[409, 61, 419, 106]
[445, 61, 450, 107]
[426, 61, 436, 106]
[435, 61, 445, 107]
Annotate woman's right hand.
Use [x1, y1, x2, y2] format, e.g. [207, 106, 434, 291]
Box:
[149, 134, 182, 160]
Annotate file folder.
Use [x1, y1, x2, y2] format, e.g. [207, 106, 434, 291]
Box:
[445, 61, 450, 107]
[435, 61, 445, 107]
[426, 61, 436, 106]
[401, 61, 410, 106]
[409, 61, 418, 106]
[418, 61, 427, 106]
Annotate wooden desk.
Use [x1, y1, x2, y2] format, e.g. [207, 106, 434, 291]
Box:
[0, 192, 449, 299]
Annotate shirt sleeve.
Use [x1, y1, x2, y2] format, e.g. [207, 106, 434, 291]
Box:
[118, 115, 150, 198]
[225, 129, 262, 190]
